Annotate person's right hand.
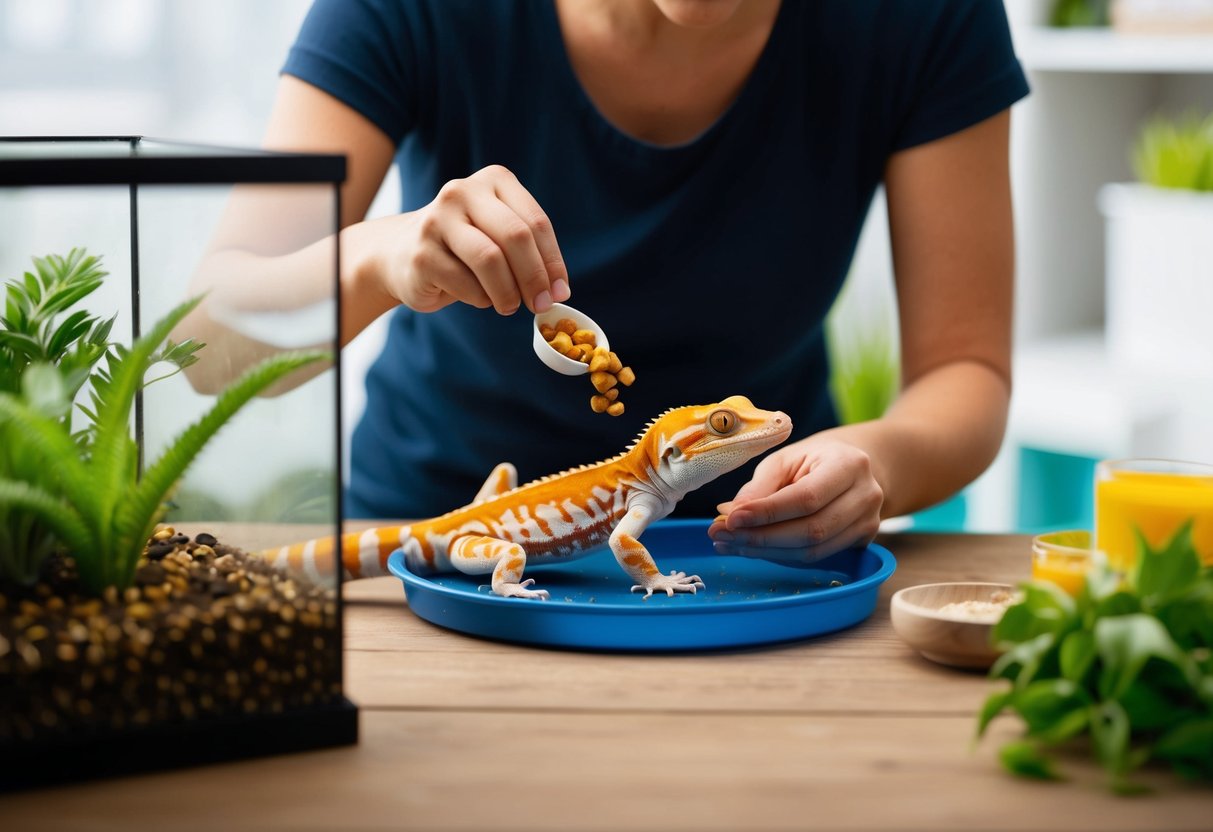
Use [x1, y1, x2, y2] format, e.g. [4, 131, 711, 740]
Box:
[356, 164, 571, 316]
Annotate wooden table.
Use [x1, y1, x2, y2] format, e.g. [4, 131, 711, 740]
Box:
[1, 532, 1209, 830]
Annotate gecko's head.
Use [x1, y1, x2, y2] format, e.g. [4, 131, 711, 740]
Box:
[640, 395, 792, 494]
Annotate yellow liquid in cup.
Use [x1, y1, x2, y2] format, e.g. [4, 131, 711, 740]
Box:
[1031, 554, 1089, 596]
[1094, 469, 1213, 572]
[1031, 530, 1093, 596]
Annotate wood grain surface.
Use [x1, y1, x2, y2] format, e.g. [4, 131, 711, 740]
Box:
[2, 531, 1209, 831]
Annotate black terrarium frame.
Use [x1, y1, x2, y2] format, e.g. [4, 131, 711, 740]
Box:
[0, 137, 356, 789]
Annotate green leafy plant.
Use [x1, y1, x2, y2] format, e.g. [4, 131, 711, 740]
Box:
[976, 522, 1213, 792]
[1133, 112, 1213, 192]
[0, 250, 328, 593]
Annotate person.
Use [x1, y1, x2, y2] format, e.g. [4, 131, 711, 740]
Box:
[245, 0, 1028, 562]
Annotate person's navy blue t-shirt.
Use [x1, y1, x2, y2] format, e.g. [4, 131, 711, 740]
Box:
[282, 0, 1029, 520]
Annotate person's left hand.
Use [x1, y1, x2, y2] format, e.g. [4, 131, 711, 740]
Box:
[707, 434, 885, 563]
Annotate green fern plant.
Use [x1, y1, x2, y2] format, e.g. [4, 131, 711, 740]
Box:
[0, 249, 113, 399]
[1, 250, 117, 584]
[0, 255, 328, 593]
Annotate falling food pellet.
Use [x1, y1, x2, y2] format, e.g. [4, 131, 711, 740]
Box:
[543, 317, 635, 416]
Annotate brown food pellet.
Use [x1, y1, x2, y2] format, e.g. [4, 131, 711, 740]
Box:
[589, 371, 617, 394]
[588, 351, 610, 373]
[542, 317, 636, 416]
[549, 331, 574, 352]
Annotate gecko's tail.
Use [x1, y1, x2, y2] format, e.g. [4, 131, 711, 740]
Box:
[260, 526, 407, 582]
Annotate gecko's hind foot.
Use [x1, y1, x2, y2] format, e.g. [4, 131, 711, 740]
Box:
[495, 578, 550, 601]
[631, 570, 706, 599]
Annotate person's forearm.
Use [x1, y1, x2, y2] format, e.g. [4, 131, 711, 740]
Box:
[815, 360, 1010, 519]
[177, 222, 397, 394]
[338, 220, 405, 342]
[194, 223, 396, 344]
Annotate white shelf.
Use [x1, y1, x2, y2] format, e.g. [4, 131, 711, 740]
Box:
[1017, 27, 1213, 73]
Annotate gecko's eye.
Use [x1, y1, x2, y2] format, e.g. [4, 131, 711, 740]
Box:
[707, 409, 738, 435]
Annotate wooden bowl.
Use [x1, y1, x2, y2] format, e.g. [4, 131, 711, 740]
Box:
[889, 582, 1017, 670]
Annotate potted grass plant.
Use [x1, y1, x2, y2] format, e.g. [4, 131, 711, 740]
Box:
[1099, 111, 1213, 379]
[1050, 0, 1111, 27]
[0, 249, 349, 788]
[825, 267, 899, 427]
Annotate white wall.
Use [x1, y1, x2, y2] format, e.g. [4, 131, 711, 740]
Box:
[0, 0, 308, 144]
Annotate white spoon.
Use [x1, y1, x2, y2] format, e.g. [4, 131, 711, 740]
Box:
[532, 302, 610, 376]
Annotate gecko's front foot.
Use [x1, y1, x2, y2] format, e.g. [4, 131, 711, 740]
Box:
[495, 578, 550, 601]
[631, 570, 705, 599]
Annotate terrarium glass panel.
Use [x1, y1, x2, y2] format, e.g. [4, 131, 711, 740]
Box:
[0, 138, 352, 784]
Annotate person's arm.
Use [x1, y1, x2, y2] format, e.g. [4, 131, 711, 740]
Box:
[180, 76, 570, 392]
[709, 109, 1014, 560]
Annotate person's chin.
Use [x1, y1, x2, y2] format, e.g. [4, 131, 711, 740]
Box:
[651, 0, 748, 29]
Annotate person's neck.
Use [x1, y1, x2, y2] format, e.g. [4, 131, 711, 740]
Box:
[559, 0, 779, 56]
[552, 0, 782, 145]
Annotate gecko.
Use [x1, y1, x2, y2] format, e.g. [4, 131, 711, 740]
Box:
[264, 395, 792, 599]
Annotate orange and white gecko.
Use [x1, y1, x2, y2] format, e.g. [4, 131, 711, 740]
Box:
[264, 396, 791, 599]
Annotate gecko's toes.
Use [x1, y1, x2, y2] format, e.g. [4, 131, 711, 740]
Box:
[496, 582, 549, 600]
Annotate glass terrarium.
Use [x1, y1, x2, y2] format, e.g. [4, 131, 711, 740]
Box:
[0, 137, 355, 788]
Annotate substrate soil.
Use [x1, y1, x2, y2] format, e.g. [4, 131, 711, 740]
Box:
[0, 528, 341, 743]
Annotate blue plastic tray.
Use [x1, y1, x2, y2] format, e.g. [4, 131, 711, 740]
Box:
[387, 518, 896, 652]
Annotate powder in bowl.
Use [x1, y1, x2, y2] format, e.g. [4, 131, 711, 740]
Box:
[936, 590, 1016, 622]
